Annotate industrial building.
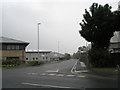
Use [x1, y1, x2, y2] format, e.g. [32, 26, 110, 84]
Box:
[0, 37, 29, 61]
[25, 50, 64, 61]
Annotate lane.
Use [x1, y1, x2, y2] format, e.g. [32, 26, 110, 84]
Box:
[2, 59, 118, 88]
[2, 59, 78, 88]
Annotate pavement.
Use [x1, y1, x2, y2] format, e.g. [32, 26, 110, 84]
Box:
[71, 60, 88, 73]
[71, 60, 118, 80]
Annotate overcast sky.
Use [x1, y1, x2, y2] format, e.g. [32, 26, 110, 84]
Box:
[1, 0, 119, 54]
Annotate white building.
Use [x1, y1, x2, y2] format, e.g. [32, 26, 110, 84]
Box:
[25, 50, 64, 61]
[50, 52, 65, 60]
[26, 50, 52, 61]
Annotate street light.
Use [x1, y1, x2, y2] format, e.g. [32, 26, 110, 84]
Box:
[38, 22, 41, 60]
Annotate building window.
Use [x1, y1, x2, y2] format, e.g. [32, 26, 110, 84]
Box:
[33, 58, 35, 60]
[36, 58, 38, 60]
[6, 57, 19, 60]
[7, 45, 11, 50]
[26, 58, 28, 60]
[7, 45, 20, 50]
[11, 45, 15, 50]
[16, 45, 19, 50]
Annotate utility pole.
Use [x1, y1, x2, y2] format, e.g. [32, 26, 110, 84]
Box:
[38, 23, 41, 60]
[58, 41, 59, 60]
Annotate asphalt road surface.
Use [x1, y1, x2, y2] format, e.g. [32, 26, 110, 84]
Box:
[2, 59, 118, 89]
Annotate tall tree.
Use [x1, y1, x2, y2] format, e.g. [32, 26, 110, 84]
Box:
[113, 10, 120, 31]
[79, 3, 120, 67]
[79, 3, 119, 50]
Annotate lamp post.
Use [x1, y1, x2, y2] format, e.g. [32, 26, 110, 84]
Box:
[58, 41, 60, 60]
[38, 23, 41, 60]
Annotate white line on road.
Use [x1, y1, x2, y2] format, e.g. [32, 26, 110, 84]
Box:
[71, 60, 78, 73]
[77, 75, 86, 78]
[56, 74, 64, 77]
[48, 74, 56, 76]
[41, 73, 46, 75]
[66, 75, 75, 77]
[21, 82, 72, 88]
[28, 73, 38, 75]
[46, 69, 59, 73]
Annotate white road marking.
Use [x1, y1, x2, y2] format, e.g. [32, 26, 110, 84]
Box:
[29, 73, 38, 75]
[66, 75, 75, 77]
[56, 74, 64, 77]
[21, 82, 72, 88]
[46, 69, 59, 73]
[71, 61, 77, 73]
[48, 74, 56, 76]
[77, 75, 85, 78]
[41, 73, 46, 75]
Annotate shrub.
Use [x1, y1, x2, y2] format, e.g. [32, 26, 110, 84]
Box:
[27, 61, 46, 66]
[88, 48, 111, 67]
[79, 52, 88, 66]
[2, 59, 23, 67]
[27, 61, 39, 66]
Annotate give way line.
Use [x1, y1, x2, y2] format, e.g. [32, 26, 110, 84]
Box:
[21, 82, 73, 88]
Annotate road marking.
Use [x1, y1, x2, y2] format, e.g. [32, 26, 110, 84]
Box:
[28, 72, 85, 78]
[56, 74, 64, 77]
[77, 75, 85, 78]
[41, 73, 46, 75]
[66, 75, 75, 77]
[48, 74, 56, 76]
[21, 82, 72, 88]
[46, 69, 59, 73]
[28, 73, 38, 75]
[71, 61, 78, 73]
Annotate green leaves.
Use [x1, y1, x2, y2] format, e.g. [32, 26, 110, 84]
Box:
[79, 3, 120, 67]
[79, 3, 118, 49]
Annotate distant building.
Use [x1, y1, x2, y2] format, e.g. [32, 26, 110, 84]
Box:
[26, 50, 52, 61]
[0, 37, 29, 60]
[25, 50, 64, 61]
[50, 52, 64, 60]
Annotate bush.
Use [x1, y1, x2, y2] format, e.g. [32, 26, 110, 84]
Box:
[27, 61, 46, 66]
[79, 52, 88, 66]
[27, 61, 39, 66]
[88, 48, 111, 67]
[2, 59, 23, 67]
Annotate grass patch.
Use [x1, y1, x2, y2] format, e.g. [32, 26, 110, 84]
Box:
[90, 67, 117, 74]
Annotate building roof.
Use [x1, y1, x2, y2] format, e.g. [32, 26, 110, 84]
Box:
[26, 50, 52, 53]
[0, 37, 29, 44]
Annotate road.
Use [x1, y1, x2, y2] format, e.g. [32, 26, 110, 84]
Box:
[2, 59, 118, 89]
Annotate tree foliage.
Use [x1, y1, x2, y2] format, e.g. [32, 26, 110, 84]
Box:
[113, 10, 120, 31]
[64, 53, 71, 60]
[79, 3, 120, 50]
[79, 3, 120, 67]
